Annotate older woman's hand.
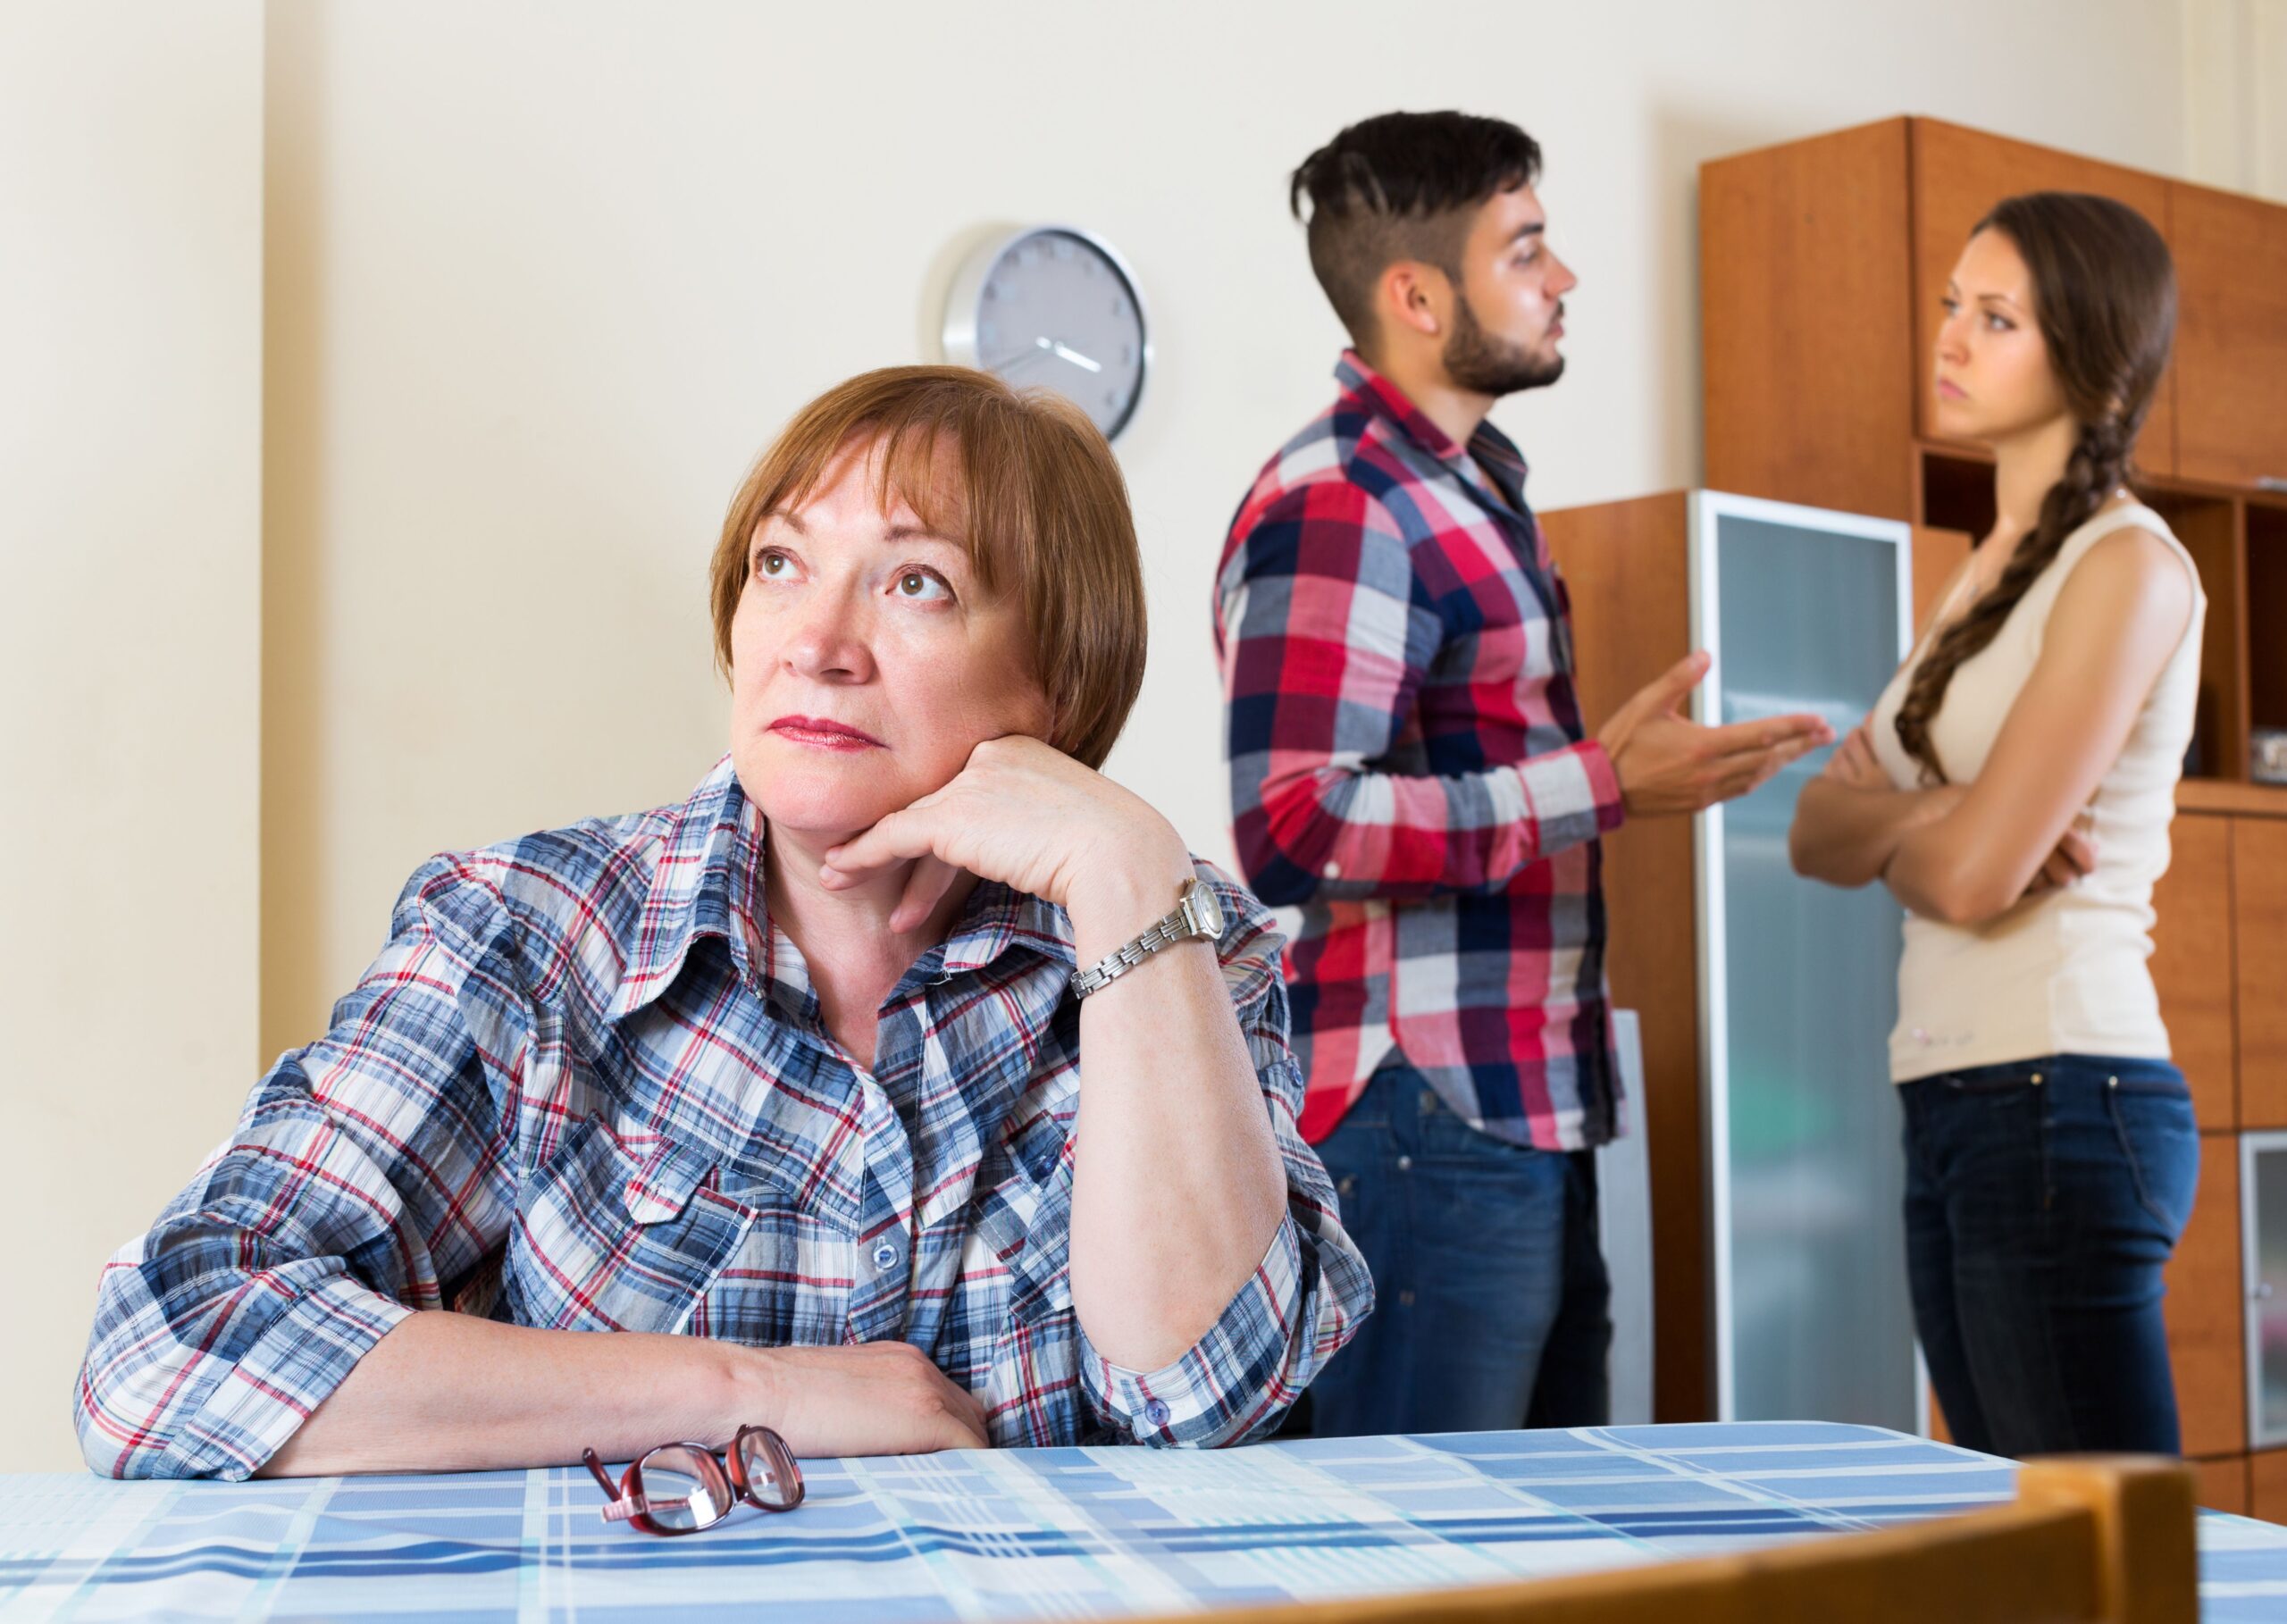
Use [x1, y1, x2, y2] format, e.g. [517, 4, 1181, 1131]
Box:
[818, 736, 1194, 945]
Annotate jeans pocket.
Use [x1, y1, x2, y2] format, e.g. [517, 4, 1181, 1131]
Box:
[2104, 1083, 2199, 1237]
[1941, 1059, 2051, 1095]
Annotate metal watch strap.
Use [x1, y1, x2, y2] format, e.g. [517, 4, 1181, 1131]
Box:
[1070, 897, 1202, 1000]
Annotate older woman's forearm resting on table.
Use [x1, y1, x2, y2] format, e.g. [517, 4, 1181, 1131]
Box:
[256, 1311, 985, 1478]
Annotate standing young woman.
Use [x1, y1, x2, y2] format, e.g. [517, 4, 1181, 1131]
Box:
[1789, 192, 2202, 1458]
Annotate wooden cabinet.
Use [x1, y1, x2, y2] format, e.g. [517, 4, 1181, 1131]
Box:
[2256, 1451, 2287, 1524]
[1705, 115, 2283, 785]
[1906, 121, 2177, 473]
[2240, 818, 2287, 1127]
[1688, 114, 2287, 1458]
[1701, 120, 1914, 523]
[2174, 182, 2287, 488]
[2169, 1133, 2248, 1459]
[1910, 526, 1971, 631]
[2249, 499, 2287, 759]
[1541, 492, 1702, 1423]
[2152, 813, 2237, 1130]
[2195, 1454, 2250, 1516]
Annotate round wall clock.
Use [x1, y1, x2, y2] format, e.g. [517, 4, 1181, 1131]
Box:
[939, 225, 1150, 442]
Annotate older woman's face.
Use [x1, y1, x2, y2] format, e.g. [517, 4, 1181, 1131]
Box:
[728, 439, 1051, 843]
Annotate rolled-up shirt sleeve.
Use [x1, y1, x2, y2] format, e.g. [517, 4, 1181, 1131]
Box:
[75, 857, 526, 1480]
[1079, 875, 1373, 1447]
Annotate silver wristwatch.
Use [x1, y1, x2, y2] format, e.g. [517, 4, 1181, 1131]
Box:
[1070, 878, 1226, 1000]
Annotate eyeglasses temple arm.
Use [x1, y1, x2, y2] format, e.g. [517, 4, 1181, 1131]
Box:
[580, 1447, 623, 1500]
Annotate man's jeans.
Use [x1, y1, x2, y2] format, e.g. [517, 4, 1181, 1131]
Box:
[1301, 1060, 1611, 1437]
[1900, 1054, 2199, 1458]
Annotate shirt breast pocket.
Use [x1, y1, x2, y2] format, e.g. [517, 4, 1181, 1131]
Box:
[706, 1163, 854, 1348]
[964, 1109, 1071, 1331]
[505, 1115, 751, 1335]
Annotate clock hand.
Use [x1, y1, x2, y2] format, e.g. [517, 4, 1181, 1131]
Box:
[983, 336, 1051, 374]
[982, 335, 1055, 374]
[1048, 339, 1102, 374]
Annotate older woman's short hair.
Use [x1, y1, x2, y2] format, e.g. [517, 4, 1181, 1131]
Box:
[709, 365, 1147, 771]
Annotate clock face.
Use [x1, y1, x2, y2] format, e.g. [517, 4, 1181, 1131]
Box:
[962, 228, 1148, 441]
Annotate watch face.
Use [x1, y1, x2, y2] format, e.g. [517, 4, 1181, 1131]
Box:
[968, 228, 1147, 440]
[1189, 880, 1224, 941]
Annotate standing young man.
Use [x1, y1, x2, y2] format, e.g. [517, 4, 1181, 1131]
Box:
[1215, 112, 1832, 1436]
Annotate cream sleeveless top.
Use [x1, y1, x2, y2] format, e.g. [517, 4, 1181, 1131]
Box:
[1865, 502, 2206, 1083]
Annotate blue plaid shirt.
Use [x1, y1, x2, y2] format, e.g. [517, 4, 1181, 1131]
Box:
[77, 757, 1371, 1480]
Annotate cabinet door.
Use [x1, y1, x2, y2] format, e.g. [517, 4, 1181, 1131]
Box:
[2168, 1132, 2247, 1459]
[1909, 121, 2176, 475]
[2256, 1450, 2287, 1525]
[2241, 819, 2287, 1127]
[1697, 497, 1916, 1430]
[1702, 118, 1915, 521]
[2152, 814, 2236, 1130]
[2174, 182, 2287, 488]
[2195, 1455, 2250, 1516]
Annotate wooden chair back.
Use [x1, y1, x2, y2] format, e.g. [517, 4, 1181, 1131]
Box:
[1164, 1456, 2197, 1624]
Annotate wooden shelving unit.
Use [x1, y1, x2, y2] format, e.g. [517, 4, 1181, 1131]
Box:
[1702, 113, 2287, 789]
[1685, 113, 2287, 1511]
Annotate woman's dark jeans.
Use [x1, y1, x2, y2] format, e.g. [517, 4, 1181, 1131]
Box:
[1899, 1053, 2199, 1459]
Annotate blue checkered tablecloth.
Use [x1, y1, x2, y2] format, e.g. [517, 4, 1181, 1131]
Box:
[5, 1423, 2283, 1621]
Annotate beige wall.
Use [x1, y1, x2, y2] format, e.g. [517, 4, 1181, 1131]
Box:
[0, 0, 2233, 1470]
[256, 0, 2197, 1067]
[0, 4, 265, 1473]
[2184, 0, 2287, 198]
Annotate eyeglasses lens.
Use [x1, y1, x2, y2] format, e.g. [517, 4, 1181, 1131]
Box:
[737, 1427, 803, 1511]
[637, 1445, 733, 1532]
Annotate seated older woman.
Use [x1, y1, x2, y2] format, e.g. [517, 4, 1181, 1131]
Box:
[78, 366, 1372, 1481]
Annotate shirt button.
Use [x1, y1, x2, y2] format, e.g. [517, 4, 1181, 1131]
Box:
[1395, 1154, 1412, 1173]
[1144, 1399, 1171, 1428]
[1322, 860, 1341, 879]
[1398, 1289, 1416, 1308]
[1336, 1176, 1355, 1199]
[870, 1241, 899, 1271]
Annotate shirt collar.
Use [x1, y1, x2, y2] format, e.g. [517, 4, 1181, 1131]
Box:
[607, 756, 1076, 1026]
[607, 755, 759, 1023]
[1333, 347, 1533, 506]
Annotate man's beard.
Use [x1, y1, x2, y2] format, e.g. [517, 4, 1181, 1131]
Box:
[1442, 289, 1564, 397]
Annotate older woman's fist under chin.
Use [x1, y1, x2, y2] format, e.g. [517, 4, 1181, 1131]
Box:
[819, 735, 1195, 951]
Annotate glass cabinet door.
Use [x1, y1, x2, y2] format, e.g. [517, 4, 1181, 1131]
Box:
[1693, 491, 1917, 1430]
[2246, 1134, 2287, 1445]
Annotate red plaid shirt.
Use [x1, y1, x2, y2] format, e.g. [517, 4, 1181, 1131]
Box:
[1214, 352, 1625, 1151]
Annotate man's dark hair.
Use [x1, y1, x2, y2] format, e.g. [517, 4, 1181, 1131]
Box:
[1289, 111, 1542, 351]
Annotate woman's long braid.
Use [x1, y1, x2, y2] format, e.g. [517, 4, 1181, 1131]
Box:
[1894, 414, 2132, 784]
